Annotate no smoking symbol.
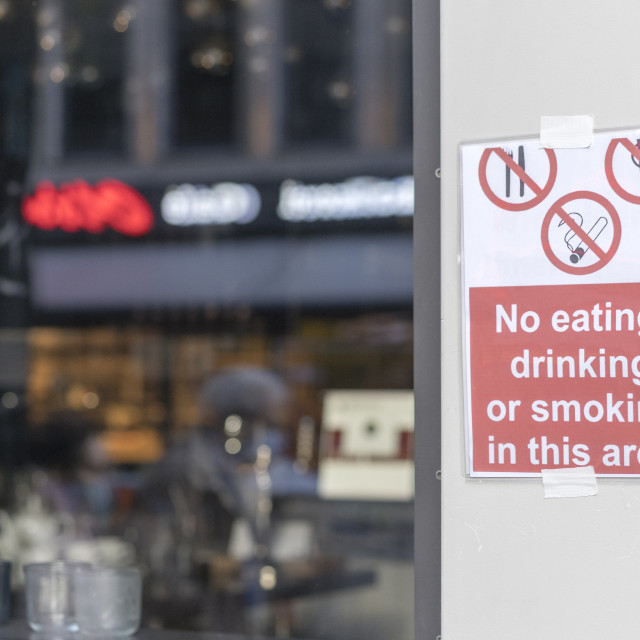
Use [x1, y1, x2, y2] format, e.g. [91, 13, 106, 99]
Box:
[541, 191, 621, 275]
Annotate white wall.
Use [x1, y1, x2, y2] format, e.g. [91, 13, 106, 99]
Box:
[438, 1, 640, 639]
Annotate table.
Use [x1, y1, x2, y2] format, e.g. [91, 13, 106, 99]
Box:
[142, 558, 376, 635]
[0, 619, 299, 640]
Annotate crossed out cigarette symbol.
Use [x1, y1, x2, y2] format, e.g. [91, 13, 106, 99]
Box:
[559, 212, 607, 264]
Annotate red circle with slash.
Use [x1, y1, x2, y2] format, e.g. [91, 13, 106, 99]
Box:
[478, 147, 557, 211]
[605, 138, 640, 204]
[541, 190, 621, 275]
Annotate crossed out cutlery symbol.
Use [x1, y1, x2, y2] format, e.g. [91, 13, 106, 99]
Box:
[503, 145, 525, 198]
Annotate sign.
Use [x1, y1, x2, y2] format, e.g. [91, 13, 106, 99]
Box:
[318, 389, 414, 500]
[162, 176, 415, 226]
[277, 176, 414, 222]
[161, 182, 261, 226]
[461, 127, 640, 476]
[25, 175, 414, 246]
[22, 180, 154, 236]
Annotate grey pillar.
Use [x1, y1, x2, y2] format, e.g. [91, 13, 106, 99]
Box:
[354, 0, 413, 150]
[127, 0, 173, 164]
[412, 0, 441, 637]
[31, 0, 65, 166]
[236, 0, 284, 157]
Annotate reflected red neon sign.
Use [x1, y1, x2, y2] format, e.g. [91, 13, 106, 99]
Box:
[22, 179, 154, 236]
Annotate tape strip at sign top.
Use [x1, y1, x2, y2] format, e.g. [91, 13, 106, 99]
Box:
[539, 115, 594, 149]
[541, 466, 598, 499]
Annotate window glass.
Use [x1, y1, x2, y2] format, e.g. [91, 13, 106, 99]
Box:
[2, 1, 419, 639]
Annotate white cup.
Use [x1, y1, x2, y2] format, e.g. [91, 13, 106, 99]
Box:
[74, 566, 142, 637]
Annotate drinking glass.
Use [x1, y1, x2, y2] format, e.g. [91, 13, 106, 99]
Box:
[74, 566, 142, 637]
[24, 561, 88, 633]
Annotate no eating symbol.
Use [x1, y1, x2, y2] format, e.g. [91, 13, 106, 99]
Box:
[478, 146, 557, 211]
[540, 191, 621, 275]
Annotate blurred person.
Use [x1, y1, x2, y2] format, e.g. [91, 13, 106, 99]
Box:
[141, 366, 295, 545]
[133, 366, 312, 632]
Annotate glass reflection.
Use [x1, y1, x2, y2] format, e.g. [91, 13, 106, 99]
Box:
[0, 0, 416, 637]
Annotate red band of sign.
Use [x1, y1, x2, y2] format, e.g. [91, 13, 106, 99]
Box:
[469, 282, 640, 475]
[604, 138, 640, 204]
[540, 190, 620, 275]
[478, 147, 557, 211]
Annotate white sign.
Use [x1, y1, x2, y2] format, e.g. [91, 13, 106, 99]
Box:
[161, 176, 414, 227]
[277, 176, 414, 222]
[460, 127, 640, 477]
[318, 389, 414, 500]
[461, 128, 640, 287]
[161, 183, 261, 226]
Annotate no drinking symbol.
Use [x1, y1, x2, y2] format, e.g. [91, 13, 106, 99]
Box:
[605, 138, 640, 205]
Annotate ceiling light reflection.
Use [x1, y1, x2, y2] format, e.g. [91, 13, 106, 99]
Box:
[1, 392, 18, 410]
[225, 437, 242, 455]
[82, 392, 100, 409]
[40, 34, 56, 50]
[114, 8, 134, 32]
[49, 66, 66, 83]
[185, 0, 212, 20]
[191, 47, 233, 72]
[259, 566, 277, 590]
[224, 414, 243, 436]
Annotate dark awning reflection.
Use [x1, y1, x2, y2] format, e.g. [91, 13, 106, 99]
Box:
[29, 233, 413, 310]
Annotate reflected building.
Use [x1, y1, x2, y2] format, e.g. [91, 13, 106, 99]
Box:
[0, 1, 422, 639]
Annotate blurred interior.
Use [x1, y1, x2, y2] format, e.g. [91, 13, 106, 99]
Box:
[0, 1, 422, 638]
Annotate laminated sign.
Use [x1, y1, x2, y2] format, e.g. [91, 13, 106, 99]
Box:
[461, 128, 640, 476]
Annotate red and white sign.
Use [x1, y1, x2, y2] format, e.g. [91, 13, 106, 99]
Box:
[318, 390, 414, 500]
[461, 127, 640, 476]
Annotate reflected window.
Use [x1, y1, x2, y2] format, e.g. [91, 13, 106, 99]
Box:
[173, 0, 236, 148]
[283, 0, 354, 147]
[62, 0, 126, 154]
[0, 1, 33, 159]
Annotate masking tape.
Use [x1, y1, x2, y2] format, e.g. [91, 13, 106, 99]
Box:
[541, 466, 597, 498]
[539, 115, 594, 149]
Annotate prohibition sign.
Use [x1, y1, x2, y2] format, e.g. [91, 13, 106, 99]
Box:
[541, 190, 621, 275]
[478, 147, 557, 211]
[605, 138, 640, 204]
